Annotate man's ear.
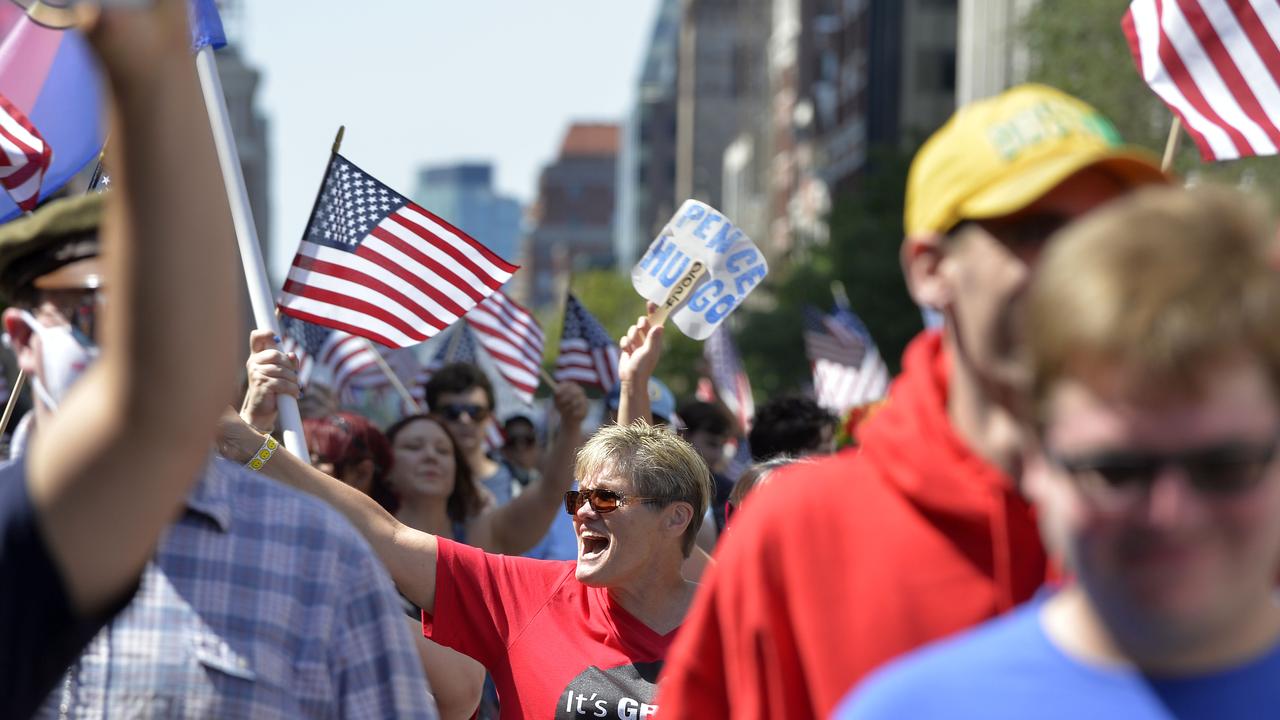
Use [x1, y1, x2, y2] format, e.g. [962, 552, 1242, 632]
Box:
[663, 501, 694, 539]
[2, 308, 38, 375]
[901, 233, 951, 310]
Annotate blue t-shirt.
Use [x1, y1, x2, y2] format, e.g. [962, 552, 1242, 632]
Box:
[0, 456, 133, 719]
[836, 598, 1280, 720]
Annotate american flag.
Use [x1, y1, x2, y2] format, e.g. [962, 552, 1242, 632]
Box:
[554, 294, 619, 391]
[803, 306, 867, 367]
[0, 92, 51, 213]
[1124, 0, 1280, 161]
[279, 153, 518, 348]
[466, 291, 546, 404]
[280, 314, 385, 392]
[703, 324, 755, 430]
[804, 305, 890, 414]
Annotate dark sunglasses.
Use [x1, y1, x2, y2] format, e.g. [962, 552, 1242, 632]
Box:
[564, 488, 669, 515]
[1045, 438, 1280, 511]
[440, 403, 490, 422]
[505, 434, 536, 448]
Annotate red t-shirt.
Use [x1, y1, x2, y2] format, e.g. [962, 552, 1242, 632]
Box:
[425, 538, 677, 719]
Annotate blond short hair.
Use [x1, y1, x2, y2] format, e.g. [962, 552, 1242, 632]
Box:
[575, 422, 713, 556]
[1027, 185, 1280, 420]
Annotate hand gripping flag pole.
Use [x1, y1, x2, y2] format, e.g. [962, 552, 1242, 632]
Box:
[194, 40, 309, 460]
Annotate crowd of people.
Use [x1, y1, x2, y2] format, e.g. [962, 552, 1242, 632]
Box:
[1, 3, 1278, 719]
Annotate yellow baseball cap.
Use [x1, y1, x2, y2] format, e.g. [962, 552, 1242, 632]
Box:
[904, 84, 1167, 236]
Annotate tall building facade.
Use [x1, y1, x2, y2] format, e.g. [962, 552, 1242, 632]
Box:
[414, 163, 523, 265]
[524, 123, 620, 308]
[956, 0, 1037, 105]
[213, 0, 272, 264]
[616, 0, 681, 271]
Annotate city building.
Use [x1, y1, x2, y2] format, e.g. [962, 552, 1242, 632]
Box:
[414, 163, 523, 265]
[213, 0, 272, 263]
[956, 0, 1038, 106]
[524, 123, 620, 308]
[616, 0, 681, 271]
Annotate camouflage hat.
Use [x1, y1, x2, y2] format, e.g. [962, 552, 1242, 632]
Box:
[0, 193, 104, 302]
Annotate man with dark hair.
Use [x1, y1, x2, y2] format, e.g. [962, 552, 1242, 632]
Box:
[747, 396, 837, 462]
[501, 414, 542, 486]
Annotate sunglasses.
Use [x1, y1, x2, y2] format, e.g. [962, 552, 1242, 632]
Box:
[505, 434, 536, 448]
[440, 403, 490, 422]
[1045, 438, 1280, 511]
[564, 488, 669, 515]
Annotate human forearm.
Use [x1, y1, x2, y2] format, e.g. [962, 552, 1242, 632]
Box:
[493, 424, 583, 554]
[411, 628, 484, 720]
[617, 379, 651, 426]
[98, 12, 239, 431]
[25, 3, 238, 617]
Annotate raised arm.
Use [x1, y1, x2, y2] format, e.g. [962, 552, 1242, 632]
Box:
[217, 407, 443, 613]
[481, 381, 588, 554]
[25, 2, 240, 617]
[617, 305, 664, 426]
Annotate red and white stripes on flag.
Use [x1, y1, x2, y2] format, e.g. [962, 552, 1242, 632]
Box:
[813, 353, 890, 415]
[466, 292, 546, 404]
[279, 154, 518, 348]
[1124, 0, 1280, 160]
[0, 93, 52, 213]
[554, 294, 619, 391]
[279, 314, 384, 392]
[316, 332, 385, 392]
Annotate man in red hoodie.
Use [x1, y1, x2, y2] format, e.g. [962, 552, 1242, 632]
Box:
[654, 84, 1168, 719]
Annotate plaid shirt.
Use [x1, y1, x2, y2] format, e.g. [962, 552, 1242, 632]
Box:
[35, 456, 437, 719]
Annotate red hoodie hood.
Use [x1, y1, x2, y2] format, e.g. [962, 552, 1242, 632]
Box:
[857, 330, 1046, 609]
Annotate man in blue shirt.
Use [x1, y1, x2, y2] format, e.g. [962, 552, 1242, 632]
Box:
[838, 186, 1280, 719]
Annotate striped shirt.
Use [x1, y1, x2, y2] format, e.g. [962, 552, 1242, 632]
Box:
[35, 456, 438, 719]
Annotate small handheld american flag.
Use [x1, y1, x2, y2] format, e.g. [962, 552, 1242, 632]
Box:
[0, 92, 52, 213]
[554, 294, 620, 391]
[280, 314, 384, 392]
[466, 291, 546, 405]
[279, 153, 518, 348]
[1123, 0, 1280, 161]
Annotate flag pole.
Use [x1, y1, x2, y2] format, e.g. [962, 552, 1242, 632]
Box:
[361, 339, 422, 414]
[0, 370, 25, 437]
[1161, 116, 1183, 173]
[194, 46, 309, 460]
[539, 366, 559, 391]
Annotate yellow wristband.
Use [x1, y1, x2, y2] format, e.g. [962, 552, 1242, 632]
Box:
[245, 435, 279, 471]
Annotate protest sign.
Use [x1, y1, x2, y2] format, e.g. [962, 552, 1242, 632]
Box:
[631, 199, 769, 340]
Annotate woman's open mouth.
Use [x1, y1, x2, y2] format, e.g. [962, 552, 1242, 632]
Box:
[579, 531, 610, 560]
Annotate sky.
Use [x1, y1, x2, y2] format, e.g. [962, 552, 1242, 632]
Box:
[236, 1, 660, 281]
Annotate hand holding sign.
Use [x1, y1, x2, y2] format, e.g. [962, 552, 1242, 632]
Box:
[631, 200, 769, 340]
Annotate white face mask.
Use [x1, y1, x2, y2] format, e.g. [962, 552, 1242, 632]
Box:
[19, 311, 99, 411]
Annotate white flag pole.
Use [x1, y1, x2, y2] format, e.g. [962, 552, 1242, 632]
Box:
[194, 46, 309, 460]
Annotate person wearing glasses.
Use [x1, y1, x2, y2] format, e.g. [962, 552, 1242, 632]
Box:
[501, 414, 543, 483]
[216, 406, 712, 719]
[657, 85, 1170, 719]
[837, 186, 1280, 718]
